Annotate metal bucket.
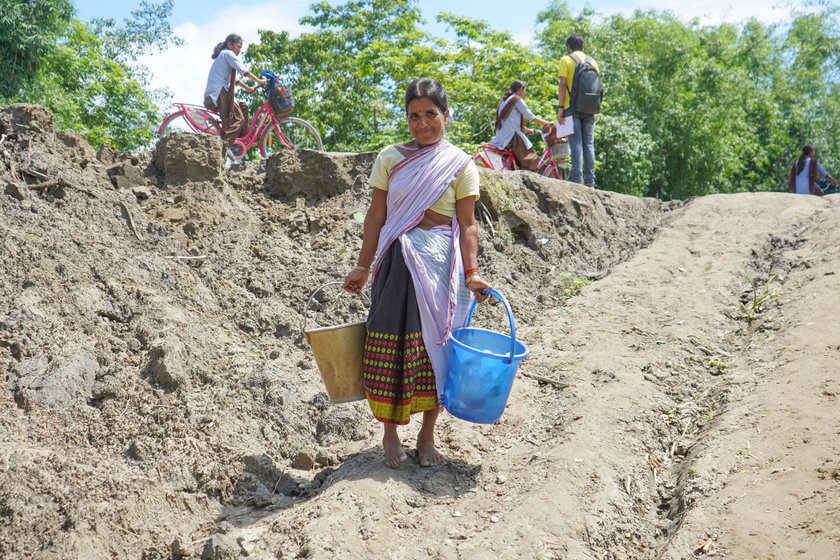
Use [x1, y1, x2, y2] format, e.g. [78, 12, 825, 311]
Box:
[549, 139, 570, 161]
[303, 282, 368, 403]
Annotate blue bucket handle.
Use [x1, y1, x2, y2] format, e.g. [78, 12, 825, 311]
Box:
[464, 288, 516, 364]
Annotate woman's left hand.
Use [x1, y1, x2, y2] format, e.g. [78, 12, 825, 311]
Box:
[466, 275, 493, 303]
[342, 268, 369, 295]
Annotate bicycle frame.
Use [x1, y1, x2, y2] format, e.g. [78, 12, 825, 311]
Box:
[473, 144, 518, 171]
[158, 99, 292, 160]
[473, 142, 566, 180]
[229, 102, 292, 158]
[536, 149, 553, 171]
[158, 103, 222, 135]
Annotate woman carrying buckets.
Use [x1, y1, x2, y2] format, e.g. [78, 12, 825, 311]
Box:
[342, 78, 494, 468]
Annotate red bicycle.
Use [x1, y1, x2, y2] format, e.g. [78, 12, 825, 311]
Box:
[473, 132, 569, 180]
[157, 83, 323, 161]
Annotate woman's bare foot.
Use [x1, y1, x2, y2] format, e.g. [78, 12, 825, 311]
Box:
[382, 425, 407, 469]
[416, 432, 444, 466]
[416, 408, 444, 467]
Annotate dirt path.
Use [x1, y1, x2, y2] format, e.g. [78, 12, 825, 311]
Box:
[244, 194, 839, 559]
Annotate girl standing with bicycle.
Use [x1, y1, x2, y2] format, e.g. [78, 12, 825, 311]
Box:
[491, 80, 552, 172]
[788, 145, 838, 195]
[203, 33, 267, 149]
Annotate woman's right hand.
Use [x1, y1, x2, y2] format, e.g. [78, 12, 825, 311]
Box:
[342, 267, 369, 295]
[466, 275, 493, 303]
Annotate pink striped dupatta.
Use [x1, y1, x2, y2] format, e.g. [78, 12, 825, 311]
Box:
[372, 141, 474, 400]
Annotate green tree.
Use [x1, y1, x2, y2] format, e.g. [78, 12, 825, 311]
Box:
[437, 13, 556, 151]
[0, 0, 74, 99]
[23, 20, 166, 149]
[783, 0, 840, 175]
[247, 0, 442, 151]
[4, 0, 180, 150]
[535, 1, 839, 198]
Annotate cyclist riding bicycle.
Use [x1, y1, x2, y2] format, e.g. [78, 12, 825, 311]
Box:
[490, 80, 551, 172]
[203, 33, 267, 149]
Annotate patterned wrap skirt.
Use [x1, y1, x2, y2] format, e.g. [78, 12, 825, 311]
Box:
[364, 239, 438, 424]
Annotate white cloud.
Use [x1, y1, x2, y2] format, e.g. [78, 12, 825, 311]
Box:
[137, 1, 307, 111]
[607, 0, 788, 25]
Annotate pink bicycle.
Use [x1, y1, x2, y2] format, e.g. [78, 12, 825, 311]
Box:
[473, 133, 569, 180]
[157, 83, 322, 161]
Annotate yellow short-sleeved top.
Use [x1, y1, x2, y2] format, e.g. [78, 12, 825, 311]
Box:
[559, 51, 600, 110]
[369, 145, 480, 218]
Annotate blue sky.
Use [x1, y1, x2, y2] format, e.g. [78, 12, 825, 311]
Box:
[70, 0, 788, 108]
[71, 0, 785, 40]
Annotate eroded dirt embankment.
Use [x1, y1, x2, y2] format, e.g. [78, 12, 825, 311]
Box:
[0, 104, 664, 558]
[1, 103, 837, 560]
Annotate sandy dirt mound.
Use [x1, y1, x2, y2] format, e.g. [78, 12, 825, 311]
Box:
[0, 104, 837, 559]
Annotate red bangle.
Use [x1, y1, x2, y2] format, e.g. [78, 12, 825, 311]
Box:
[464, 267, 478, 277]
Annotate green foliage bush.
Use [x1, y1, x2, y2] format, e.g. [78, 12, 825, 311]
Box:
[1, 0, 180, 150]
[6, 0, 839, 201]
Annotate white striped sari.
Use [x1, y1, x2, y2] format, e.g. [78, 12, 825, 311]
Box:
[372, 140, 474, 399]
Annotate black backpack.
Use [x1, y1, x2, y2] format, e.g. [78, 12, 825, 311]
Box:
[568, 53, 603, 116]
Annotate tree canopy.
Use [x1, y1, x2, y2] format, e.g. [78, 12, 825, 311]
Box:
[244, 0, 839, 199]
[5, 0, 838, 200]
[0, 0, 180, 150]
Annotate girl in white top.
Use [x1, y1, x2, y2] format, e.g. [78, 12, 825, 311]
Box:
[490, 80, 551, 171]
[202, 33, 266, 147]
[788, 145, 837, 195]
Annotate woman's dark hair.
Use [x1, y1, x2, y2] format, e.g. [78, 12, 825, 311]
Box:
[212, 33, 243, 59]
[566, 33, 585, 51]
[404, 78, 449, 116]
[796, 144, 814, 174]
[502, 79, 525, 102]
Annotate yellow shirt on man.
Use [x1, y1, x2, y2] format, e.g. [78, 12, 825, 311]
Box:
[559, 51, 601, 111]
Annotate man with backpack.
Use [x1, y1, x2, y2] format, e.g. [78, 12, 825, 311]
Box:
[557, 33, 602, 187]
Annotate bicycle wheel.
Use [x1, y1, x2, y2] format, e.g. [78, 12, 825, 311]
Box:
[158, 106, 221, 138]
[540, 160, 564, 180]
[261, 117, 323, 157]
[157, 111, 193, 137]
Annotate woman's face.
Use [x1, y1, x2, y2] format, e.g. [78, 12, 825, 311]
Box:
[407, 97, 446, 147]
[228, 40, 243, 56]
[519, 85, 527, 97]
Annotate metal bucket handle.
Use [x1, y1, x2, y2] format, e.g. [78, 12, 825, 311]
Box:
[302, 281, 370, 333]
[464, 288, 517, 364]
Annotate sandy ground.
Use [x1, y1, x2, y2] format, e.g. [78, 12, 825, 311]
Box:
[242, 194, 839, 560]
[0, 104, 838, 559]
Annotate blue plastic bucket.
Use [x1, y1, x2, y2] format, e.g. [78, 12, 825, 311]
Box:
[443, 289, 529, 423]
